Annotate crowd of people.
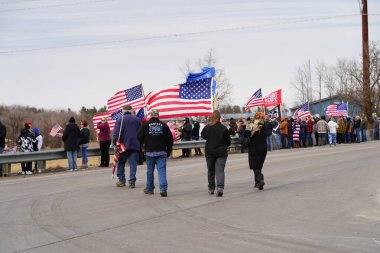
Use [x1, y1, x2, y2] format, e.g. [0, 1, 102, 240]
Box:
[1, 109, 380, 197]
[230, 114, 380, 152]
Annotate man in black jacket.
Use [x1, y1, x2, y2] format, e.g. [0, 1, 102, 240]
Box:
[0, 120, 6, 176]
[138, 109, 173, 197]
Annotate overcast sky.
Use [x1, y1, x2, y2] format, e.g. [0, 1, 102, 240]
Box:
[1, 0, 380, 111]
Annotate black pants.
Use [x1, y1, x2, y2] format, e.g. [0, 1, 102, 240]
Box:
[21, 162, 32, 172]
[280, 134, 287, 149]
[206, 156, 227, 190]
[248, 153, 266, 183]
[314, 132, 319, 146]
[99, 140, 111, 166]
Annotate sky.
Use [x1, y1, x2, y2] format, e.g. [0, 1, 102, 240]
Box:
[1, 0, 380, 112]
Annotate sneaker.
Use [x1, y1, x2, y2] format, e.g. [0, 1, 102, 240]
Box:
[25, 171, 33, 175]
[21, 171, 26, 175]
[66, 169, 73, 172]
[160, 192, 167, 197]
[258, 180, 265, 191]
[128, 183, 135, 189]
[208, 189, 215, 195]
[144, 188, 154, 195]
[216, 187, 223, 197]
[116, 181, 126, 187]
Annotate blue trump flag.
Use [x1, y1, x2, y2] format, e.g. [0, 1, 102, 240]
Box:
[186, 67, 216, 95]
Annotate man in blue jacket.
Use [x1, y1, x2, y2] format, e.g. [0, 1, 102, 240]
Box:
[113, 105, 141, 188]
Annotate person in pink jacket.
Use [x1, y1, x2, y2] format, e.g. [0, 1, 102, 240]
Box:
[167, 122, 180, 142]
[97, 117, 111, 167]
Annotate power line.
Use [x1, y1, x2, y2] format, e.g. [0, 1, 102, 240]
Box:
[0, 0, 115, 12]
[0, 13, 362, 55]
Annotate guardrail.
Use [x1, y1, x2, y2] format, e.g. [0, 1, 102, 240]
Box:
[0, 138, 241, 165]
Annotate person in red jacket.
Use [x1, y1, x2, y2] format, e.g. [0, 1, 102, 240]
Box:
[97, 117, 111, 167]
[306, 116, 314, 147]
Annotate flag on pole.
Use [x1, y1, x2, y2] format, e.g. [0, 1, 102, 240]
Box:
[245, 88, 263, 110]
[263, 89, 282, 107]
[326, 103, 348, 117]
[293, 101, 311, 119]
[107, 84, 145, 113]
[145, 77, 213, 120]
[112, 139, 127, 178]
[49, 123, 63, 137]
[136, 108, 145, 119]
[267, 105, 281, 119]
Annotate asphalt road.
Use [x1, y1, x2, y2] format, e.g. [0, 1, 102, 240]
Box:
[1, 141, 380, 253]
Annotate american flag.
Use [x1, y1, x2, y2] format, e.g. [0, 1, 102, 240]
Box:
[112, 139, 127, 178]
[245, 88, 263, 110]
[111, 109, 123, 121]
[293, 101, 311, 119]
[145, 77, 213, 120]
[92, 112, 116, 132]
[326, 103, 348, 117]
[49, 123, 63, 137]
[107, 84, 145, 113]
[293, 121, 300, 141]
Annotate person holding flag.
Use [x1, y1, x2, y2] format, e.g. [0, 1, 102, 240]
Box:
[113, 105, 141, 188]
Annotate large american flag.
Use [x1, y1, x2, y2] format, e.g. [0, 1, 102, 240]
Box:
[245, 88, 263, 110]
[326, 103, 348, 117]
[107, 84, 145, 113]
[145, 77, 213, 120]
[92, 112, 115, 132]
[293, 101, 311, 119]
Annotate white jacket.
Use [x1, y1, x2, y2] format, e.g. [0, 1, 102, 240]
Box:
[328, 121, 338, 134]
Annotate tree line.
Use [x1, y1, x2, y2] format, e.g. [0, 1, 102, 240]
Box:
[0, 105, 106, 149]
[291, 40, 380, 116]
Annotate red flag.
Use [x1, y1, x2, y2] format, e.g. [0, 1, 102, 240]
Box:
[263, 89, 282, 107]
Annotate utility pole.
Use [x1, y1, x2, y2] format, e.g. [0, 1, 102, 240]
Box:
[362, 0, 371, 119]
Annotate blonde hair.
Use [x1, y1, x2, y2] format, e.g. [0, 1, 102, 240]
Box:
[210, 110, 221, 126]
[254, 112, 265, 120]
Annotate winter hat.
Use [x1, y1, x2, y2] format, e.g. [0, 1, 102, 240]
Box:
[69, 117, 75, 123]
[33, 127, 40, 136]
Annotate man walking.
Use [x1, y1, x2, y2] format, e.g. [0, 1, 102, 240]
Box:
[113, 105, 141, 188]
[138, 109, 173, 197]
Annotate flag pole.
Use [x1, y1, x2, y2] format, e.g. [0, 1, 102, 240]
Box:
[141, 83, 147, 117]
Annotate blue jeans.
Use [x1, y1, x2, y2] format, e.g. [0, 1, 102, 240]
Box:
[345, 132, 351, 143]
[374, 128, 379, 140]
[81, 145, 88, 164]
[274, 134, 281, 150]
[287, 136, 293, 148]
[361, 129, 367, 142]
[355, 128, 361, 143]
[0, 147, 3, 174]
[67, 151, 78, 170]
[328, 133, 337, 145]
[266, 135, 272, 151]
[117, 150, 138, 184]
[306, 133, 313, 147]
[146, 155, 167, 192]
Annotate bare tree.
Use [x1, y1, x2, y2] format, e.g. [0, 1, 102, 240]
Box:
[291, 61, 314, 103]
[180, 48, 233, 106]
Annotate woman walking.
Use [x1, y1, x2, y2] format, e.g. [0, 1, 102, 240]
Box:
[97, 117, 111, 167]
[244, 112, 268, 190]
[201, 110, 231, 197]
